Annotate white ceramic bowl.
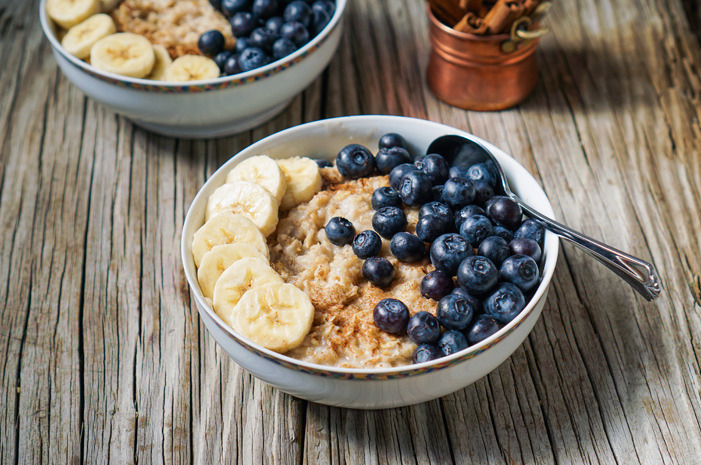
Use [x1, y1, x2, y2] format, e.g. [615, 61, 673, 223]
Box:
[182, 115, 559, 409]
[39, 0, 346, 138]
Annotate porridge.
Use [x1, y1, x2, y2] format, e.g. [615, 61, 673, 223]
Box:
[191, 133, 543, 369]
[271, 172, 436, 368]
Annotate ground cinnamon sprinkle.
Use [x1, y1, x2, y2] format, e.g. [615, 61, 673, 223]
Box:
[270, 171, 438, 369]
[111, 0, 235, 59]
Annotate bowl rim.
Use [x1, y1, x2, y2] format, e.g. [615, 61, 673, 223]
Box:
[39, 0, 347, 92]
[182, 115, 559, 380]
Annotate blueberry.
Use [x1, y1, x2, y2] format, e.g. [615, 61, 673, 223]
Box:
[198, 30, 226, 56]
[413, 344, 443, 363]
[352, 230, 382, 259]
[438, 330, 469, 356]
[465, 314, 501, 345]
[375, 146, 411, 174]
[390, 232, 425, 262]
[493, 225, 515, 242]
[457, 255, 498, 295]
[431, 185, 444, 202]
[484, 282, 526, 323]
[310, 7, 330, 36]
[407, 311, 441, 344]
[336, 144, 376, 179]
[373, 298, 409, 334]
[454, 205, 487, 230]
[221, 0, 251, 17]
[234, 36, 251, 53]
[314, 158, 332, 168]
[430, 233, 472, 275]
[472, 179, 495, 206]
[486, 196, 522, 230]
[279, 21, 309, 46]
[362, 257, 395, 287]
[478, 236, 510, 267]
[238, 47, 270, 71]
[415, 154, 449, 185]
[449, 165, 469, 179]
[466, 162, 498, 188]
[420, 270, 454, 301]
[371, 187, 402, 210]
[499, 254, 540, 292]
[325, 216, 355, 246]
[312, 0, 335, 17]
[372, 206, 407, 239]
[388, 163, 418, 190]
[249, 27, 278, 52]
[415, 215, 450, 243]
[214, 50, 233, 71]
[436, 294, 474, 330]
[509, 237, 541, 262]
[398, 170, 432, 206]
[223, 53, 241, 74]
[379, 132, 409, 151]
[252, 0, 280, 19]
[441, 177, 475, 209]
[272, 37, 297, 59]
[283, 0, 312, 27]
[266, 16, 285, 34]
[210, 0, 224, 11]
[451, 287, 482, 315]
[515, 219, 544, 246]
[230, 12, 258, 37]
[459, 214, 494, 247]
[419, 201, 453, 224]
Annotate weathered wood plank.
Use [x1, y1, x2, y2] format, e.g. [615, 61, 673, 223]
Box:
[2, 0, 701, 463]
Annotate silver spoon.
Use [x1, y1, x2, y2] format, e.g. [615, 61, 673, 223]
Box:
[427, 135, 662, 301]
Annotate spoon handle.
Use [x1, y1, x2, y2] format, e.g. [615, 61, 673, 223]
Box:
[515, 201, 663, 301]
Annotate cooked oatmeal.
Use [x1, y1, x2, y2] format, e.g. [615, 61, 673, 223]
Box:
[270, 169, 439, 369]
[111, 0, 235, 58]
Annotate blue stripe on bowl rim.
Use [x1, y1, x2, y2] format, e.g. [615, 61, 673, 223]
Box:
[40, 0, 344, 93]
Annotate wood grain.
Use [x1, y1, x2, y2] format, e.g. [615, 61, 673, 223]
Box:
[1, 0, 700, 463]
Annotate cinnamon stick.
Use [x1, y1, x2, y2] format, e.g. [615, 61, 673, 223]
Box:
[459, 0, 484, 12]
[454, 12, 488, 34]
[482, 0, 526, 34]
[427, 0, 470, 25]
[520, 0, 540, 16]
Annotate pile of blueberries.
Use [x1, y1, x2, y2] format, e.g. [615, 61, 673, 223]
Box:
[323, 133, 545, 364]
[199, 0, 335, 75]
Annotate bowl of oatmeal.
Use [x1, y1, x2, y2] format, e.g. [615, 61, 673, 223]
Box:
[181, 115, 559, 409]
[39, 0, 346, 138]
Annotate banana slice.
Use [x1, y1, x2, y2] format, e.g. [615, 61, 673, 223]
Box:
[191, 211, 269, 268]
[230, 282, 314, 353]
[99, 0, 122, 12]
[206, 181, 279, 237]
[146, 44, 172, 81]
[277, 157, 322, 211]
[226, 156, 287, 204]
[164, 55, 220, 82]
[90, 32, 155, 78]
[197, 243, 269, 299]
[212, 257, 283, 323]
[47, 0, 100, 30]
[61, 14, 116, 60]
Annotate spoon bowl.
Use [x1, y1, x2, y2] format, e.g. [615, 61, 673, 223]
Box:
[427, 135, 663, 301]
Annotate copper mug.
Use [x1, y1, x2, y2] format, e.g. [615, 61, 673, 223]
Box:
[426, 5, 548, 111]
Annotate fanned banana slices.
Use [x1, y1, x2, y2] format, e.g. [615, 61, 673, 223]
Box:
[48, 2, 220, 81]
[191, 155, 324, 353]
[230, 282, 314, 353]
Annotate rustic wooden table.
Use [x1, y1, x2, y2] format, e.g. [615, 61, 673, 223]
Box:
[2, 0, 701, 463]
